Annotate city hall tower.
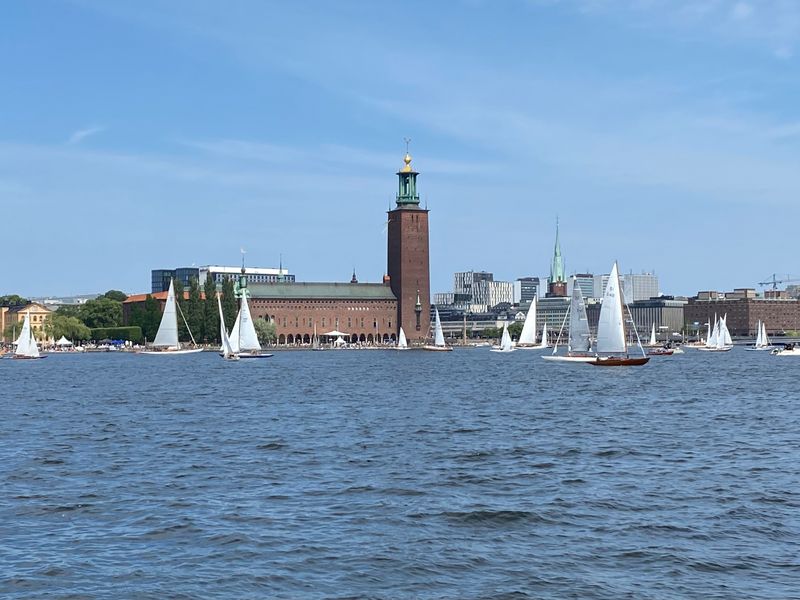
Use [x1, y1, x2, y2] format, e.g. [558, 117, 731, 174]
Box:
[387, 149, 430, 343]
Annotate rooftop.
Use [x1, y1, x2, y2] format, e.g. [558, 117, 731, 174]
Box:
[248, 282, 396, 301]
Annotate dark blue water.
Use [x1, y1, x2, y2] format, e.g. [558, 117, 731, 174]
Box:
[1, 349, 799, 599]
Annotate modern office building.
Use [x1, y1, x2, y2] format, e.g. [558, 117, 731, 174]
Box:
[472, 279, 514, 310]
[151, 265, 294, 292]
[514, 277, 540, 307]
[623, 272, 659, 303]
[567, 274, 595, 301]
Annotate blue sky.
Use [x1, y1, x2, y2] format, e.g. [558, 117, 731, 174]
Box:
[3, 0, 800, 297]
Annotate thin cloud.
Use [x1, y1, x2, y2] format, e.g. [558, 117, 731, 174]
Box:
[67, 126, 105, 145]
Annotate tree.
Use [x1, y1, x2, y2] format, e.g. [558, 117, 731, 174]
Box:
[142, 294, 162, 342]
[508, 321, 524, 340]
[78, 297, 122, 328]
[221, 277, 237, 335]
[187, 277, 204, 342]
[56, 305, 81, 319]
[46, 314, 91, 341]
[0, 295, 29, 307]
[3, 320, 23, 341]
[203, 276, 220, 344]
[253, 318, 276, 344]
[103, 290, 128, 302]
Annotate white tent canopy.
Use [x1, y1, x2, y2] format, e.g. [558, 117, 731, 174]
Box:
[55, 336, 73, 346]
[333, 336, 347, 347]
[322, 330, 349, 337]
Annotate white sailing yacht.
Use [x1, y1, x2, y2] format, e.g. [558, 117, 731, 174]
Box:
[423, 307, 452, 351]
[589, 262, 649, 366]
[13, 311, 46, 360]
[396, 326, 409, 350]
[537, 321, 549, 349]
[697, 313, 732, 352]
[516, 297, 538, 348]
[746, 320, 773, 351]
[140, 280, 203, 355]
[543, 277, 595, 363]
[490, 321, 515, 353]
[218, 294, 239, 360]
[229, 292, 273, 359]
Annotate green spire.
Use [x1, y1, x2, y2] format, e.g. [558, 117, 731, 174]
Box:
[550, 218, 565, 283]
[396, 139, 420, 207]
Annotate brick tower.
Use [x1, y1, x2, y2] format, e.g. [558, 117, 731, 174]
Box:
[387, 148, 430, 343]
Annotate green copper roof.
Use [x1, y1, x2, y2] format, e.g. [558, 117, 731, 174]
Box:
[248, 282, 396, 300]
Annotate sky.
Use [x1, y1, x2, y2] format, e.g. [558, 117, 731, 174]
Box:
[3, 0, 800, 298]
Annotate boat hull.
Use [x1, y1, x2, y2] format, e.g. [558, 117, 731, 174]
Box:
[489, 348, 515, 353]
[588, 356, 650, 367]
[12, 355, 47, 360]
[423, 345, 453, 352]
[695, 346, 733, 352]
[542, 354, 596, 363]
[647, 348, 674, 356]
[139, 348, 204, 355]
[239, 352, 274, 359]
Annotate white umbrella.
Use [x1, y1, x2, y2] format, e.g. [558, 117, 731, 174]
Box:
[55, 336, 73, 346]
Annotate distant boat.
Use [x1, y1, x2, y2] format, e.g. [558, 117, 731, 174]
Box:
[646, 323, 657, 347]
[423, 308, 453, 352]
[516, 297, 538, 348]
[218, 294, 239, 361]
[745, 320, 773, 352]
[771, 341, 800, 356]
[588, 262, 649, 367]
[311, 323, 325, 351]
[230, 291, 273, 359]
[139, 280, 203, 355]
[396, 326, 409, 350]
[490, 321, 515, 353]
[697, 313, 732, 352]
[537, 321, 550, 349]
[543, 277, 595, 363]
[12, 311, 46, 360]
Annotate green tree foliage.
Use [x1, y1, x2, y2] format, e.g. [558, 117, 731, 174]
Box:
[126, 295, 164, 342]
[4, 320, 24, 341]
[203, 276, 220, 344]
[221, 277, 237, 334]
[508, 321, 524, 340]
[103, 290, 128, 302]
[78, 297, 122, 328]
[0, 295, 29, 307]
[56, 305, 81, 319]
[253, 318, 276, 343]
[90, 326, 143, 342]
[46, 314, 91, 341]
[187, 277, 204, 342]
[481, 326, 501, 339]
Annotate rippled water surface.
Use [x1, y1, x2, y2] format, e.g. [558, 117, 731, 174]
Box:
[1, 349, 799, 599]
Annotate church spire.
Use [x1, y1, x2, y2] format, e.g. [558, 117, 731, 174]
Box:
[395, 138, 420, 207]
[550, 218, 565, 284]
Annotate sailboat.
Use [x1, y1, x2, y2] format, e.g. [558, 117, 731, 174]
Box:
[229, 291, 273, 359]
[311, 323, 325, 351]
[746, 320, 773, 351]
[516, 297, 538, 348]
[218, 294, 239, 361]
[12, 311, 46, 359]
[490, 321, 515, 353]
[537, 321, 550, 349]
[543, 277, 595, 363]
[589, 262, 649, 366]
[140, 280, 203, 355]
[647, 323, 657, 347]
[396, 326, 409, 350]
[696, 313, 732, 352]
[423, 307, 452, 351]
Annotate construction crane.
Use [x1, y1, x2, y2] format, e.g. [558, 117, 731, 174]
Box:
[758, 274, 800, 290]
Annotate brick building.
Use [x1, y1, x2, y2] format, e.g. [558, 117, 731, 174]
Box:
[684, 289, 800, 336]
[124, 150, 432, 345]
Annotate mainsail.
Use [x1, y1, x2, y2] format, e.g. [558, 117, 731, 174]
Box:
[398, 327, 408, 349]
[568, 283, 591, 352]
[500, 322, 513, 351]
[596, 262, 627, 355]
[218, 294, 236, 358]
[152, 280, 180, 349]
[232, 293, 261, 352]
[14, 312, 40, 358]
[518, 297, 537, 345]
[433, 308, 445, 347]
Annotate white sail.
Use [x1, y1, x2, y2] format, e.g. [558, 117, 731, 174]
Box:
[500, 322, 513, 351]
[433, 308, 445, 347]
[518, 297, 537, 345]
[649, 323, 657, 346]
[229, 313, 241, 352]
[218, 294, 236, 358]
[755, 320, 763, 347]
[706, 315, 718, 348]
[568, 283, 591, 352]
[236, 294, 261, 352]
[596, 262, 627, 355]
[538, 321, 548, 348]
[398, 327, 408, 349]
[312, 323, 320, 349]
[762, 322, 770, 347]
[721, 314, 733, 346]
[14, 312, 40, 358]
[152, 280, 180, 349]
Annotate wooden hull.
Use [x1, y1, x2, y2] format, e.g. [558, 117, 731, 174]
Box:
[12, 355, 47, 360]
[589, 356, 650, 367]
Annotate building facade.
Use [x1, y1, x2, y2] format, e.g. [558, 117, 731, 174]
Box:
[151, 265, 294, 292]
[514, 277, 540, 307]
[623, 272, 659, 303]
[1, 302, 52, 343]
[685, 291, 800, 336]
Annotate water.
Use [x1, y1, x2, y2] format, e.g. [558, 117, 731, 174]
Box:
[1, 349, 799, 599]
